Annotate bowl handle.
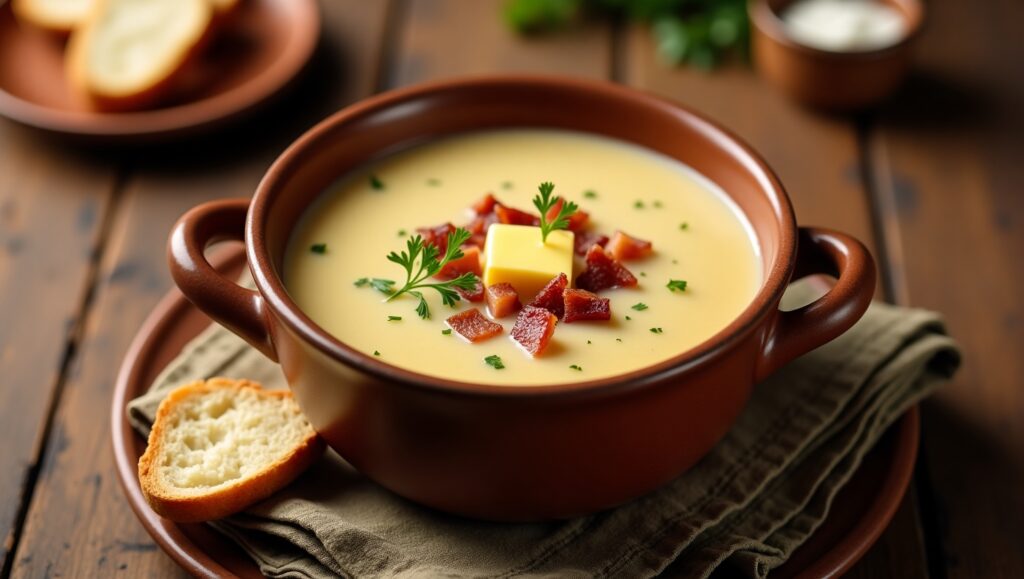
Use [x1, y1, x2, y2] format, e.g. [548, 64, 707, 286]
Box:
[167, 198, 278, 361]
[755, 227, 876, 382]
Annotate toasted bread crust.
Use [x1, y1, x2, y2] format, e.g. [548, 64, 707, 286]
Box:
[138, 378, 325, 523]
[66, 0, 214, 111]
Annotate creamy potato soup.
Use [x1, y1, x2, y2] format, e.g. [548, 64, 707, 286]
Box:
[284, 130, 762, 386]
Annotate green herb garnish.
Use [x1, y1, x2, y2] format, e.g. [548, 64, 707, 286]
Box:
[369, 174, 384, 190]
[485, 355, 505, 370]
[310, 243, 327, 254]
[387, 315, 402, 321]
[680, 222, 689, 230]
[383, 229, 479, 319]
[442, 328, 453, 335]
[587, 339, 592, 344]
[502, 181, 514, 190]
[625, 315, 632, 321]
[427, 178, 441, 186]
[633, 200, 644, 209]
[672, 259, 679, 264]
[667, 279, 688, 292]
[532, 181, 578, 243]
[616, 338, 623, 342]
[373, 350, 381, 356]
[569, 364, 583, 371]
[583, 190, 598, 199]
[650, 327, 664, 334]
[640, 272, 647, 277]
[397, 229, 407, 237]
[631, 303, 648, 311]
[653, 200, 663, 208]
[355, 277, 397, 295]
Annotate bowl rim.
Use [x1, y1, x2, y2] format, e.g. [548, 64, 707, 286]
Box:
[750, 0, 924, 61]
[247, 75, 798, 398]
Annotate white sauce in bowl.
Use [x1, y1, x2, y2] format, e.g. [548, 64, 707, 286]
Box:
[782, 0, 906, 52]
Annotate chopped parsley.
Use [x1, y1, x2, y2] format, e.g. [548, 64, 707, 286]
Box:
[680, 222, 689, 230]
[625, 315, 632, 321]
[633, 200, 645, 209]
[672, 259, 679, 264]
[640, 272, 647, 277]
[587, 339, 592, 344]
[569, 364, 583, 371]
[441, 328, 453, 335]
[397, 229, 407, 237]
[501, 181, 514, 190]
[583, 189, 598, 199]
[355, 277, 396, 295]
[650, 327, 664, 334]
[373, 350, 381, 356]
[667, 279, 688, 292]
[631, 302, 649, 311]
[310, 243, 327, 254]
[533, 181, 578, 243]
[616, 338, 623, 342]
[653, 200, 663, 208]
[484, 355, 505, 370]
[387, 315, 402, 321]
[369, 174, 384, 190]
[426, 178, 442, 186]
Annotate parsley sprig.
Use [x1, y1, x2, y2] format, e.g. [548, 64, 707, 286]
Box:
[532, 181, 578, 243]
[382, 228, 479, 319]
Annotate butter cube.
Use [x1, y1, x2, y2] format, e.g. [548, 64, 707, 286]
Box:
[483, 224, 574, 302]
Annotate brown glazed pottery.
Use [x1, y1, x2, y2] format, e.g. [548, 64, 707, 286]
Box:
[750, 0, 923, 111]
[0, 0, 318, 141]
[167, 76, 877, 521]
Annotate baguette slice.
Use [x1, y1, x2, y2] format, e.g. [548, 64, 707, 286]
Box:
[138, 378, 325, 523]
[11, 0, 94, 35]
[66, 0, 214, 111]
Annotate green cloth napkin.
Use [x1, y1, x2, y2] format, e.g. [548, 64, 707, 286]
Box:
[127, 284, 959, 578]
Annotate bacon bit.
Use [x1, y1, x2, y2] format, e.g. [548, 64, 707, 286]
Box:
[467, 213, 497, 235]
[456, 279, 485, 303]
[605, 230, 653, 261]
[576, 245, 638, 292]
[437, 245, 482, 279]
[544, 199, 589, 231]
[574, 231, 610, 256]
[466, 233, 488, 249]
[471, 193, 498, 215]
[495, 204, 540, 226]
[563, 288, 611, 323]
[511, 306, 558, 357]
[529, 273, 568, 318]
[446, 309, 503, 342]
[416, 223, 456, 253]
[485, 282, 521, 318]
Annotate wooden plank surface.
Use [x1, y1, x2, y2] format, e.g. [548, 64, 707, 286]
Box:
[867, 0, 1024, 576]
[7, 1, 392, 576]
[621, 25, 926, 579]
[0, 130, 117, 575]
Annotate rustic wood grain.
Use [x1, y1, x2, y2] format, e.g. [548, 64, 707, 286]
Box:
[391, 0, 612, 86]
[0, 129, 117, 575]
[7, 1, 391, 577]
[867, 0, 1024, 576]
[621, 24, 926, 578]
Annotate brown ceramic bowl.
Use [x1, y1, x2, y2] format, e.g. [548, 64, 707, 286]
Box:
[750, 0, 923, 111]
[168, 76, 876, 521]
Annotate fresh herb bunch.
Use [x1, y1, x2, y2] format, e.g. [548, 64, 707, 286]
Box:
[503, 0, 749, 69]
[374, 229, 480, 319]
[532, 181, 578, 243]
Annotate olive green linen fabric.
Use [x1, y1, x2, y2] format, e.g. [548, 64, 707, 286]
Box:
[128, 288, 959, 578]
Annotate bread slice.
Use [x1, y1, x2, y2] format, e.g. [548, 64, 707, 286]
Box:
[11, 0, 95, 35]
[138, 378, 325, 523]
[66, 0, 214, 111]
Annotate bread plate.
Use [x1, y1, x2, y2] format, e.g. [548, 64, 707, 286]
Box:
[0, 0, 319, 142]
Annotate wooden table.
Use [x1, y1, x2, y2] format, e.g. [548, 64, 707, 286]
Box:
[1, 1, 1020, 577]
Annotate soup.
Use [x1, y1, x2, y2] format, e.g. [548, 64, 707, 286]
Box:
[284, 130, 762, 386]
